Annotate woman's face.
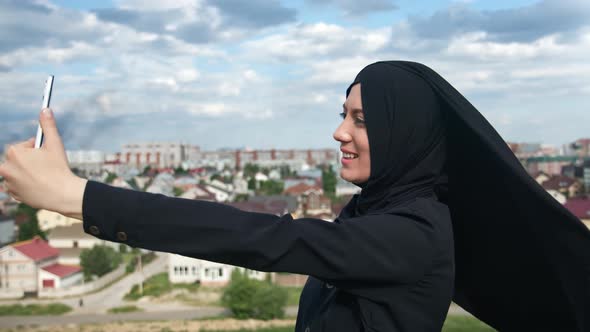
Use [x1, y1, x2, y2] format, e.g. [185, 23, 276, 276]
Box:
[333, 83, 371, 184]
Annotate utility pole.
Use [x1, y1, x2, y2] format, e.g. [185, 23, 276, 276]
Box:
[138, 251, 143, 295]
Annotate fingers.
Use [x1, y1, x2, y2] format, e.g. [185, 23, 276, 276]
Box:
[39, 108, 65, 151]
[13, 137, 35, 149]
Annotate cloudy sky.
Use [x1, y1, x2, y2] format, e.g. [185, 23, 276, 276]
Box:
[0, 0, 588, 154]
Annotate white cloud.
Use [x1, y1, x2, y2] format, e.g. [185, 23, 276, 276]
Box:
[243, 23, 390, 60]
[446, 32, 566, 59]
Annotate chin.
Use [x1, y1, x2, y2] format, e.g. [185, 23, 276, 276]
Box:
[340, 170, 362, 184]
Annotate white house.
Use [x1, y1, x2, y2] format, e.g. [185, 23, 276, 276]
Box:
[0, 236, 82, 294]
[204, 184, 232, 202]
[168, 253, 266, 286]
[0, 214, 15, 246]
[546, 189, 567, 205]
[38, 263, 83, 289]
[37, 209, 81, 232]
[47, 225, 118, 265]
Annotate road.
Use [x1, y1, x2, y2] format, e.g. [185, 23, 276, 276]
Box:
[0, 304, 471, 329]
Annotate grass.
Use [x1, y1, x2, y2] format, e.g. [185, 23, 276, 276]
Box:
[0, 303, 72, 316]
[442, 315, 496, 331]
[201, 328, 293, 332]
[282, 286, 303, 306]
[124, 272, 200, 300]
[197, 316, 496, 332]
[107, 305, 143, 314]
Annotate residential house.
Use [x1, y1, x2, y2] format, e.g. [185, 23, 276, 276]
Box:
[0, 236, 82, 294]
[0, 191, 19, 216]
[178, 185, 217, 201]
[546, 190, 567, 205]
[564, 197, 590, 229]
[530, 171, 550, 185]
[168, 254, 266, 286]
[335, 178, 361, 197]
[0, 214, 15, 246]
[284, 183, 332, 219]
[173, 176, 199, 192]
[47, 225, 118, 265]
[204, 183, 233, 202]
[542, 175, 582, 199]
[284, 178, 317, 191]
[37, 209, 81, 232]
[0, 191, 10, 214]
[146, 172, 175, 196]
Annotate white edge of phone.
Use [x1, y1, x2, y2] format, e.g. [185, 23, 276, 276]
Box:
[34, 75, 54, 149]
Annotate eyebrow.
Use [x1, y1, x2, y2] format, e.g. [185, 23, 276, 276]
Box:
[342, 103, 363, 114]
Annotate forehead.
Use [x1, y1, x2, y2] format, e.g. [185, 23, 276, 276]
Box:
[344, 83, 362, 109]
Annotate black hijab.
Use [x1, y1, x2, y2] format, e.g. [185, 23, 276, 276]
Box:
[341, 61, 590, 331]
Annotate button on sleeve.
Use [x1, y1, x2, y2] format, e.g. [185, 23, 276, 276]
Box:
[82, 180, 142, 245]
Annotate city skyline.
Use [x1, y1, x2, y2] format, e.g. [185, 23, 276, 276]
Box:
[1, 0, 589, 154]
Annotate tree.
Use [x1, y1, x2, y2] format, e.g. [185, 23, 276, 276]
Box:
[80, 245, 122, 279]
[105, 172, 117, 184]
[258, 180, 284, 196]
[16, 203, 45, 241]
[243, 163, 260, 178]
[247, 177, 257, 190]
[222, 269, 288, 320]
[173, 187, 184, 197]
[174, 166, 187, 175]
[322, 165, 337, 198]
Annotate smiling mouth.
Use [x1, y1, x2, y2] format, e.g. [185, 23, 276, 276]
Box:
[342, 152, 359, 159]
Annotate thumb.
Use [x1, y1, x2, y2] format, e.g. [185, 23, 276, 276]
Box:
[39, 108, 64, 150]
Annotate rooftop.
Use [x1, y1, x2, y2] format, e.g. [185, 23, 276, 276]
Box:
[564, 197, 590, 220]
[12, 236, 59, 262]
[41, 263, 81, 278]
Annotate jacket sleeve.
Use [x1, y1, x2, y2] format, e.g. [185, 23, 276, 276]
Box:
[82, 180, 438, 285]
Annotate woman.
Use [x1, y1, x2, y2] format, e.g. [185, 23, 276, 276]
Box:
[1, 61, 588, 331]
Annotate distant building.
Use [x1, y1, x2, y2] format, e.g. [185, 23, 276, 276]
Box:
[47, 225, 118, 265]
[0, 237, 82, 294]
[66, 150, 104, 177]
[564, 197, 590, 229]
[36, 209, 81, 232]
[0, 214, 15, 246]
[524, 156, 585, 176]
[178, 185, 217, 201]
[119, 142, 191, 169]
[335, 179, 361, 197]
[168, 253, 266, 286]
[542, 175, 583, 199]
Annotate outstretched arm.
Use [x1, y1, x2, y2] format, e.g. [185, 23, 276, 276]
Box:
[82, 180, 440, 287]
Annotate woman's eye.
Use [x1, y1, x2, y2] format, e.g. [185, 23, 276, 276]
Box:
[339, 112, 346, 119]
[354, 117, 365, 125]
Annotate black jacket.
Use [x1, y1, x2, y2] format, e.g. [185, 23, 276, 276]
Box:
[82, 180, 455, 331]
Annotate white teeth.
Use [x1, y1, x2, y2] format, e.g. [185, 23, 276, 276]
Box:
[343, 153, 358, 159]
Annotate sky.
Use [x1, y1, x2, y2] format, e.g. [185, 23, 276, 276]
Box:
[0, 0, 588, 154]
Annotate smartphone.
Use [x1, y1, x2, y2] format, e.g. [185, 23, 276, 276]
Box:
[34, 75, 54, 149]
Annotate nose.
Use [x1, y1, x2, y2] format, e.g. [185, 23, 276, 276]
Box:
[333, 121, 352, 143]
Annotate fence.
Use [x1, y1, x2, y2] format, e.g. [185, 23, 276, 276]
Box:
[273, 273, 308, 287]
[38, 264, 126, 298]
[0, 289, 24, 299]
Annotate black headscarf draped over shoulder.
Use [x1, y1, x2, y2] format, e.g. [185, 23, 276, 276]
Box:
[341, 61, 590, 331]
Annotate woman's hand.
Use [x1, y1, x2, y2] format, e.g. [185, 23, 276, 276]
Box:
[0, 108, 87, 219]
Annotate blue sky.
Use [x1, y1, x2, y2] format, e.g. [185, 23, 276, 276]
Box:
[0, 0, 588, 154]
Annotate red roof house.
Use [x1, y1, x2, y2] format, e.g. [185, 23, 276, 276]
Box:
[13, 236, 59, 262]
[41, 263, 81, 278]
